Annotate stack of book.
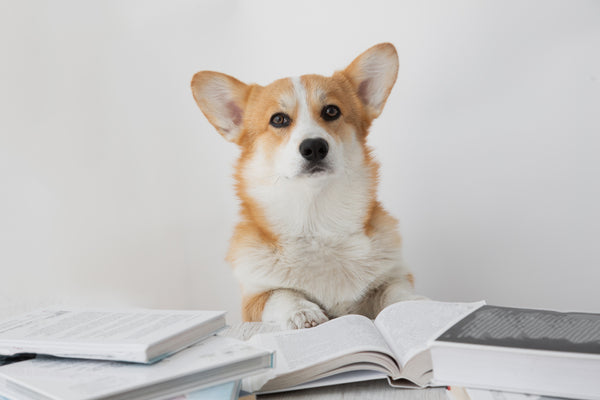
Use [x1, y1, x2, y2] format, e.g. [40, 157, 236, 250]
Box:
[239, 300, 600, 400]
[3, 302, 598, 400]
[0, 307, 273, 400]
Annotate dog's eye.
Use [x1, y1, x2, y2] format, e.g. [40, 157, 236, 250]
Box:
[270, 113, 291, 128]
[321, 105, 341, 121]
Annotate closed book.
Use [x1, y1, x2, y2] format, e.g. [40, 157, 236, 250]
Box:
[166, 381, 240, 400]
[0, 307, 226, 363]
[430, 305, 600, 400]
[0, 336, 272, 400]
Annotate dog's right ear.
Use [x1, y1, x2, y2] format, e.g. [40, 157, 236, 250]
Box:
[191, 71, 250, 143]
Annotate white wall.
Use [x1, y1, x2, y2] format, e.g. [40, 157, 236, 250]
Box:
[1, 1, 599, 321]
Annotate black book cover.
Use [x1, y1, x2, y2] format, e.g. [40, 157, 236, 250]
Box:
[436, 305, 600, 355]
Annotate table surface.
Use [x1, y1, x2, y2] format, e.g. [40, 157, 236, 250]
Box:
[222, 323, 449, 400]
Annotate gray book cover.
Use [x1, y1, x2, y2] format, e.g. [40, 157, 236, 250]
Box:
[436, 305, 600, 354]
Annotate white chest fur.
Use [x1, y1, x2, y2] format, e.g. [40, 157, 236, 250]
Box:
[271, 232, 398, 315]
[233, 225, 402, 317]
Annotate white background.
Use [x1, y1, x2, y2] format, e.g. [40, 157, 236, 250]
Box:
[1, 1, 599, 321]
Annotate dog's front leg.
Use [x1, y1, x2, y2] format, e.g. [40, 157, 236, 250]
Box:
[244, 289, 329, 329]
[358, 275, 429, 317]
[379, 278, 429, 309]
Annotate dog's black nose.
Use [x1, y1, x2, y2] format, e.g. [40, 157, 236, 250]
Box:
[299, 138, 329, 162]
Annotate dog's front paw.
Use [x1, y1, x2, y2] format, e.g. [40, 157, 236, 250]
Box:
[286, 303, 329, 329]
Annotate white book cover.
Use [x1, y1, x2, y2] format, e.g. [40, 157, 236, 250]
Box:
[0, 307, 226, 363]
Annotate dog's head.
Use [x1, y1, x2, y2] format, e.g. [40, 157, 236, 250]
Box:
[191, 43, 398, 235]
[191, 43, 398, 179]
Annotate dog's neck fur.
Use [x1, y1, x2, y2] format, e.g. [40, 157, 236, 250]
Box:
[239, 140, 378, 242]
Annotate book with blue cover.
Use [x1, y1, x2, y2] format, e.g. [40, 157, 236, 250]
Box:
[168, 381, 241, 400]
[0, 336, 272, 400]
[0, 381, 242, 400]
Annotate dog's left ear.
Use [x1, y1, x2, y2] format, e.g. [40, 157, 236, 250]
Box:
[342, 43, 399, 120]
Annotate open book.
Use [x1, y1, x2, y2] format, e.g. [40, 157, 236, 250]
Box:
[243, 300, 485, 393]
[0, 307, 226, 363]
[0, 336, 272, 400]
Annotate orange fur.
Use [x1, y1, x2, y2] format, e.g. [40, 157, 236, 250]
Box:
[227, 79, 299, 257]
[406, 273, 415, 288]
[364, 202, 402, 244]
[241, 291, 272, 322]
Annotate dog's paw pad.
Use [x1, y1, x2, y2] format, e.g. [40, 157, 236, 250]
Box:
[286, 307, 328, 330]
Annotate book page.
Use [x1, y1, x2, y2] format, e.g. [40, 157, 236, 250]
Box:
[374, 300, 485, 366]
[0, 308, 224, 346]
[243, 315, 394, 392]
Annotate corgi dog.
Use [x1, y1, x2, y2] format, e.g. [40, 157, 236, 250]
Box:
[191, 43, 422, 329]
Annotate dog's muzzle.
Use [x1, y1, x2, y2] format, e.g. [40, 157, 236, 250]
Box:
[299, 138, 331, 175]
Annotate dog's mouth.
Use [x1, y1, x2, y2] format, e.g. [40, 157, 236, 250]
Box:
[302, 162, 331, 176]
